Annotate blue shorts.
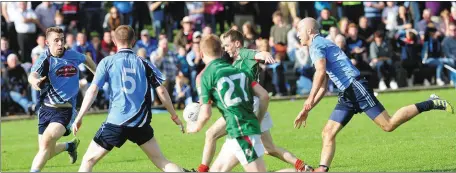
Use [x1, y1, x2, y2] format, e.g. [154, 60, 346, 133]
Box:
[329, 78, 385, 126]
[93, 122, 154, 151]
[38, 105, 75, 136]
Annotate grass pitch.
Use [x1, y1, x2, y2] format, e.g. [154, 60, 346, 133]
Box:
[2, 89, 455, 172]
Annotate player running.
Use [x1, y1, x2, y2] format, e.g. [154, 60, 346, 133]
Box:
[28, 27, 97, 172]
[194, 29, 311, 172]
[187, 34, 270, 172]
[293, 17, 454, 172]
[71, 25, 186, 172]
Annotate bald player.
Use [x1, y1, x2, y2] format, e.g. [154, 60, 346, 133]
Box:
[293, 17, 454, 172]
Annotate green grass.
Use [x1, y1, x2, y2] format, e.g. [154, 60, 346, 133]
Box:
[2, 89, 456, 172]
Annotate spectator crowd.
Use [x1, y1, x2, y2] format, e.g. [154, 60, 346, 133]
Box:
[2, 1, 456, 116]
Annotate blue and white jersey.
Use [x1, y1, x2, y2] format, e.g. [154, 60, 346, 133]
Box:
[31, 49, 86, 109]
[309, 35, 360, 91]
[92, 48, 165, 127]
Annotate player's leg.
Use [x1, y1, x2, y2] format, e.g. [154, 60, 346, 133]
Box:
[198, 117, 227, 172]
[230, 135, 267, 172]
[36, 135, 79, 161]
[261, 130, 309, 171]
[139, 137, 183, 172]
[79, 123, 125, 172]
[30, 122, 66, 172]
[315, 104, 355, 172]
[78, 140, 110, 172]
[210, 142, 240, 172]
[352, 80, 454, 132]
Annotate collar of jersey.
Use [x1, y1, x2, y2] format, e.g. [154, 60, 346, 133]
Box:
[117, 48, 134, 53]
[312, 34, 319, 42]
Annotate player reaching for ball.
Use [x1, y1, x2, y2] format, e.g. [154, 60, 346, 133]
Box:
[191, 29, 312, 172]
[186, 34, 271, 172]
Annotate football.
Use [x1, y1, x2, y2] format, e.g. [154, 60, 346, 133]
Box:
[183, 102, 201, 123]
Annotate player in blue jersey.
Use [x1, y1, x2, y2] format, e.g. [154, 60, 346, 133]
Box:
[71, 25, 186, 172]
[28, 27, 97, 172]
[293, 18, 454, 172]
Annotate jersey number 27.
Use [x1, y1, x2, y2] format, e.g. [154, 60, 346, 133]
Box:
[216, 73, 249, 108]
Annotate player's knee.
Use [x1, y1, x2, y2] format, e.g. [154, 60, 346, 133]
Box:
[205, 129, 218, 142]
[321, 127, 336, 141]
[263, 143, 278, 156]
[82, 154, 98, 167]
[381, 124, 395, 132]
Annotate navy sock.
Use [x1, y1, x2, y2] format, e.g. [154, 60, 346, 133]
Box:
[319, 165, 329, 172]
[66, 142, 75, 152]
[415, 100, 434, 113]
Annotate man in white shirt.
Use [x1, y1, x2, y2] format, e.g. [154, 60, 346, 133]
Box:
[14, 2, 45, 63]
[31, 34, 47, 62]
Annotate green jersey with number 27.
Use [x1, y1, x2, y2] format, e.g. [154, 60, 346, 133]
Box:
[199, 58, 261, 138]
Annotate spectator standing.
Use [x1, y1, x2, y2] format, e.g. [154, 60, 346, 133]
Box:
[14, 2, 44, 63]
[35, 2, 57, 30]
[269, 11, 292, 49]
[149, 2, 167, 37]
[382, 2, 399, 39]
[442, 23, 456, 86]
[80, 2, 104, 39]
[363, 1, 385, 30]
[186, 2, 205, 31]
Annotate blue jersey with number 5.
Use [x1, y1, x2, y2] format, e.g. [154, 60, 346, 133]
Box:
[92, 49, 165, 127]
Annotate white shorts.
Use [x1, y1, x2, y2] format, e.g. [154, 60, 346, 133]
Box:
[260, 112, 273, 132]
[223, 135, 264, 165]
[253, 96, 273, 132]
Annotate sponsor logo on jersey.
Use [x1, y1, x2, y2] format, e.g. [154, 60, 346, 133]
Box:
[56, 65, 78, 77]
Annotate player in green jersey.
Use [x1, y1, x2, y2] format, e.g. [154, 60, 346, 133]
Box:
[192, 30, 312, 172]
[187, 34, 270, 172]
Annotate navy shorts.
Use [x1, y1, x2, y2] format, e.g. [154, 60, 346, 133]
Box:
[38, 105, 75, 136]
[329, 78, 385, 126]
[93, 122, 154, 151]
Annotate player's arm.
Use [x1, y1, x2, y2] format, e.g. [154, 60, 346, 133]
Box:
[28, 54, 47, 91]
[304, 58, 327, 111]
[193, 103, 212, 133]
[252, 82, 269, 123]
[254, 51, 276, 64]
[311, 74, 329, 109]
[83, 55, 97, 74]
[72, 61, 107, 135]
[155, 85, 180, 122]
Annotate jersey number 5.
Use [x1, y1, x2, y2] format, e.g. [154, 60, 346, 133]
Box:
[216, 73, 249, 107]
[122, 67, 136, 94]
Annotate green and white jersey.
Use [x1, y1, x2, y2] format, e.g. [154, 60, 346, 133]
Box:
[232, 48, 260, 81]
[199, 58, 261, 138]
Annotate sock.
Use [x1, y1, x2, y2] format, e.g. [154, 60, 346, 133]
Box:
[319, 165, 329, 172]
[295, 159, 305, 171]
[66, 142, 75, 152]
[198, 164, 209, 172]
[415, 100, 434, 113]
[30, 169, 40, 172]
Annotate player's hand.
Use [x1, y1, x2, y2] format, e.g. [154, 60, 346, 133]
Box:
[30, 76, 47, 91]
[261, 53, 276, 64]
[171, 115, 185, 133]
[303, 97, 314, 111]
[294, 109, 309, 129]
[71, 118, 82, 136]
[186, 122, 198, 134]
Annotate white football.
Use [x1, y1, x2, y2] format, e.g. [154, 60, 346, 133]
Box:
[183, 102, 200, 123]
